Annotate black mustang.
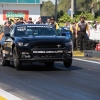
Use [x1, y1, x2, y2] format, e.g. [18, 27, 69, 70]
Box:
[0, 24, 73, 70]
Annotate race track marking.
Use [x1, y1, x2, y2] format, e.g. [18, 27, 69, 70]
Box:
[73, 58, 100, 64]
[0, 89, 22, 100]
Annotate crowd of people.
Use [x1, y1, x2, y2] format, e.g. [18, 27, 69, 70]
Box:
[3, 16, 99, 52]
[3, 17, 59, 34]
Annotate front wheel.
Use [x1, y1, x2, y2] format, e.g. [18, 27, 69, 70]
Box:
[63, 58, 72, 68]
[1, 50, 10, 66]
[13, 47, 21, 70]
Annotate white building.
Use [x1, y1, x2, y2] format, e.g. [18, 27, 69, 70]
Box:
[0, 0, 42, 24]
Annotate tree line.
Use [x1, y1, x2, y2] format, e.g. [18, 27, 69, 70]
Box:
[41, 0, 100, 22]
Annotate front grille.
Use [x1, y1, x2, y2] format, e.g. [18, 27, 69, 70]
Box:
[33, 53, 63, 58]
[31, 43, 64, 49]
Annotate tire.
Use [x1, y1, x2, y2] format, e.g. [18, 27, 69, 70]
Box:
[13, 47, 21, 70]
[64, 58, 72, 68]
[1, 50, 10, 66]
[45, 62, 54, 67]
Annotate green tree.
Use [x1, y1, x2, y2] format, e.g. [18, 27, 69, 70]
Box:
[76, 0, 100, 15]
[41, 0, 54, 16]
[58, 0, 100, 17]
[58, 0, 71, 13]
[84, 0, 100, 16]
[57, 10, 64, 19]
[96, 16, 100, 22]
[58, 13, 71, 23]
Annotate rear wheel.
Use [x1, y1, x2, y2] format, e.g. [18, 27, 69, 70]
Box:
[13, 47, 21, 70]
[64, 58, 72, 68]
[1, 50, 10, 66]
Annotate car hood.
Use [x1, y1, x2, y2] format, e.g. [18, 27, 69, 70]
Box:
[15, 36, 70, 43]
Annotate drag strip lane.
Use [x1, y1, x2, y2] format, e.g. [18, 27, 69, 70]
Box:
[0, 59, 100, 100]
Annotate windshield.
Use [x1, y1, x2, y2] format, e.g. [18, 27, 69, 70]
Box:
[15, 25, 59, 36]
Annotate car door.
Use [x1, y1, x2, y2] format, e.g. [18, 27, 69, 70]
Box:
[3, 29, 14, 58]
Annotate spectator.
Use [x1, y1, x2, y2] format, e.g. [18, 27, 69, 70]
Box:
[88, 22, 93, 30]
[76, 16, 90, 52]
[16, 17, 25, 25]
[70, 22, 77, 50]
[50, 17, 59, 30]
[17, 19, 20, 22]
[93, 21, 97, 30]
[36, 17, 43, 24]
[96, 21, 100, 31]
[4, 17, 11, 26]
[65, 22, 71, 29]
[11, 19, 17, 29]
[4, 22, 11, 35]
[45, 18, 51, 25]
[27, 17, 34, 24]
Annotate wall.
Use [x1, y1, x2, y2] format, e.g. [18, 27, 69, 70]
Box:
[0, 0, 42, 4]
[0, 4, 40, 24]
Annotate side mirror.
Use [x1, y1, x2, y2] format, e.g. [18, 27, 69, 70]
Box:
[5, 33, 10, 37]
[61, 33, 66, 36]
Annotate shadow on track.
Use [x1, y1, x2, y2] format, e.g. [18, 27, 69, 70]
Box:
[17, 63, 64, 71]
[8, 62, 83, 71]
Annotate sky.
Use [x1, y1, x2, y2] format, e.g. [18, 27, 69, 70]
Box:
[43, 0, 55, 4]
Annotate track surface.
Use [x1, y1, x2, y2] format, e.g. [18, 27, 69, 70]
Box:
[0, 59, 100, 100]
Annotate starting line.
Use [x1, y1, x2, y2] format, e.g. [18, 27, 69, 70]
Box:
[0, 89, 22, 100]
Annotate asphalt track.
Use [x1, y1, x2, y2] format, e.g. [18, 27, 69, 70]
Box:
[0, 58, 100, 100]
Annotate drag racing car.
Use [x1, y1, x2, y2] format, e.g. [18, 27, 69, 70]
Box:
[0, 24, 73, 70]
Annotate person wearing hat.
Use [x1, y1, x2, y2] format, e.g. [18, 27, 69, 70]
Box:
[50, 17, 59, 30]
[16, 17, 25, 25]
[27, 17, 34, 24]
[75, 16, 90, 52]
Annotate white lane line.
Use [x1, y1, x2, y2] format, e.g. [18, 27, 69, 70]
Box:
[73, 58, 100, 64]
[0, 89, 22, 100]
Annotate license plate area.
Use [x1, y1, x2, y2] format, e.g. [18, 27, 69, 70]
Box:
[33, 50, 63, 53]
[33, 54, 63, 58]
[33, 50, 64, 58]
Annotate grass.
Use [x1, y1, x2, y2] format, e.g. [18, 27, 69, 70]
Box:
[73, 51, 84, 57]
[73, 51, 100, 61]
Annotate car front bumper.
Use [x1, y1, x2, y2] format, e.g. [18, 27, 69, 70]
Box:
[16, 47, 72, 62]
[19, 54, 72, 63]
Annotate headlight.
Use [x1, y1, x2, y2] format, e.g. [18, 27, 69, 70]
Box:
[24, 43, 29, 46]
[65, 41, 73, 46]
[17, 42, 29, 46]
[17, 42, 23, 46]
